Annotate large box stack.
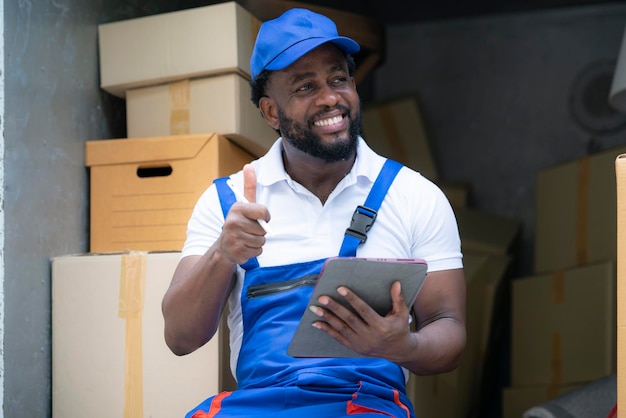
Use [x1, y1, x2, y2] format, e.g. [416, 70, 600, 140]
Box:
[501, 145, 626, 417]
[366, 96, 523, 417]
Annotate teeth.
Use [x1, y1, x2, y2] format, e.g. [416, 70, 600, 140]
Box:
[314, 115, 343, 127]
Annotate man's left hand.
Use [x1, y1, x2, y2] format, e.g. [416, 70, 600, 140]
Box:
[309, 281, 417, 361]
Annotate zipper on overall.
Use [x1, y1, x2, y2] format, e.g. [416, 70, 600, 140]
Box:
[247, 274, 319, 298]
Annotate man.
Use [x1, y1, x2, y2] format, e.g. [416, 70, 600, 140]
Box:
[162, 7, 466, 418]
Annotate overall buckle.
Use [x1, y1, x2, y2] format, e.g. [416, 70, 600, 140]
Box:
[345, 205, 377, 243]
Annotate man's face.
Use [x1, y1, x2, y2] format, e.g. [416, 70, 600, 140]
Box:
[262, 43, 361, 163]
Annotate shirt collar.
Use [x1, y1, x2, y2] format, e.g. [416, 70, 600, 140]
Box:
[255, 136, 386, 188]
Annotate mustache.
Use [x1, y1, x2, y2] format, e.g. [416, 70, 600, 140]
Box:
[310, 104, 352, 122]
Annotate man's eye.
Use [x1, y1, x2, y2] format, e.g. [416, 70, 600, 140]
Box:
[297, 83, 314, 92]
[332, 76, 347, 85]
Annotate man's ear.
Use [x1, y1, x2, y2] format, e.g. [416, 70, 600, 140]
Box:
[259, 97, 280, 131]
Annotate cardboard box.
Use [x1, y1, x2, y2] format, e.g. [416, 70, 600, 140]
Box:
[535, 145, 626, 273]
[126, 75, 277, 157]
[408, 252, 511, 418]
[468, 252, 512, 373]
[456, 208, 521, 255]
[501, 384, 580, 418]
[85, 133, 254, 252]
[615, 153, 626, 414]
[51, 251, 224, 418]
[361, 96, 439, 181]
[511, 261, 616, 387]
[98, 2, 260, 98]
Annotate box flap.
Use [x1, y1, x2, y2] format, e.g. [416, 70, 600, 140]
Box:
[85, 133, 217, 166]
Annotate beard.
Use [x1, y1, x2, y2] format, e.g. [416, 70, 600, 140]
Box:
[278, 104, 361, 163]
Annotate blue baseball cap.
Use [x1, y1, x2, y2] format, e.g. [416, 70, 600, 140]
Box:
[250, 8, 361, 79]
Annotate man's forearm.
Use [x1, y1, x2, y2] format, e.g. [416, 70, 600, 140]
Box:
[162, 249, 237, 355]
[397, 317, 466, 376]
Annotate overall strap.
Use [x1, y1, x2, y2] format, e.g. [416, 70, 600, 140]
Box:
[338, 159, 404, 257]
[213, 177, 260, 270]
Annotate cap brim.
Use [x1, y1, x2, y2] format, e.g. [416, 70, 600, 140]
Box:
[265, 36, 360, 72]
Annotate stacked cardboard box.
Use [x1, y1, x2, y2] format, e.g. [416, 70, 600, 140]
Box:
[534, 146, 626, 273]
[501, 145, 626, 417]
[125, 75, 274, 157]
[85, 133, 254, 253]
[51, 251, 224, 418]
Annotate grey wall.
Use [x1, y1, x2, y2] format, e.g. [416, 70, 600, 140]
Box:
[3, 0, 626, 416]
[373, 3, 626, 279]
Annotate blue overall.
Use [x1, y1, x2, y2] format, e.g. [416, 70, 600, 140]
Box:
[186, 160, 416, 418]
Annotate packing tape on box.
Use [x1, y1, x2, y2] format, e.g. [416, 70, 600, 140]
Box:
[551, 332, 562, 386]
[546, 383, 560, 400]
[169, 80, 191, 135]
[551, 272, 563, 386]
[551, 270, 565, 305]
[118, 251, 147, 418]
[576, 157, 590, 265]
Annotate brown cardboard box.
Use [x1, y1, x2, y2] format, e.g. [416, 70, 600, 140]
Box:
[361, 96, 439, 181]
[615, 153, 626, 414]
[98, 2, 260, 98]
[85, 133, 254, 252]
[535, 145, 626, 273]
[469, 253, 512, 374]
[511, 261, 616, 387]
[408, 252, 511, 418]
[456, 208, 521, 255]
[126, 75, 277, 157]
[501, 384, 580, 418]
[51, 251, 224, 418]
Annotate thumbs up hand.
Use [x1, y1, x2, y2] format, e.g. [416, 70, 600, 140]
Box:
[218, 164, 271, 265]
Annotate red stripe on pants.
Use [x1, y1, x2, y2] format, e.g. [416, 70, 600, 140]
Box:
[191, 392, 232, 418]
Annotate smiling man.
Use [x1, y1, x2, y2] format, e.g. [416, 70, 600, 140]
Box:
[162, 8, 466, 418]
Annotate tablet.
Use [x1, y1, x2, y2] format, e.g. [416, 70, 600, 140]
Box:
[287, 257, 428, 358]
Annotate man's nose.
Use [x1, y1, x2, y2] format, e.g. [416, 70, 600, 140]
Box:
[314, 84, 340, 107]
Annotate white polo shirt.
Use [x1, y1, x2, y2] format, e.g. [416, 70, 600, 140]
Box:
[182, 136, 463, 374]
